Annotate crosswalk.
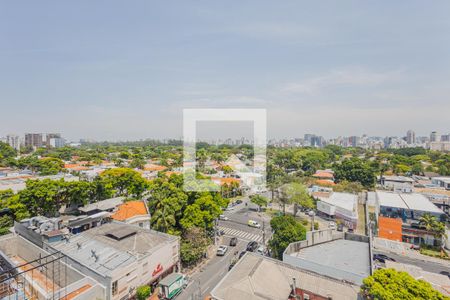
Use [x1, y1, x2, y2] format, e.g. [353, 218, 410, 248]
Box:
[219, 226, 263, 243]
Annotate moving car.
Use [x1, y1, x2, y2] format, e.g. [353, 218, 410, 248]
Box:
[328, 221, 336, 230]
[219, 214, 229, 221]
[217, 245, 228, 256]
[229, 237, 238, 246]
[236, 199, 243, 204]
[246, 241, 259, 252]
[248, 220, 261, 228]
[440, 271, 450, 279]
[239, 251, 247, 259]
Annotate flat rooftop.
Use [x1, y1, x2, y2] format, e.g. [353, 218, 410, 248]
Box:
[50, 222, 178, 276]
[319, 192, 357, 212]
[210, 252, 359, 300]
[286, 239, 370, 284]
[376, 191, 444, 214]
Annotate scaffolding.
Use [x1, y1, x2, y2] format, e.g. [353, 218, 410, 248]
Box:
[0, 251, 68, 300]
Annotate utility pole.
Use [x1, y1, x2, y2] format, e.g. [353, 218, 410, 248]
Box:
[214, 218, 218, 246]
[262, 220, 266, 246]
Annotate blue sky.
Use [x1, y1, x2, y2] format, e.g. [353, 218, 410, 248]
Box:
[1, 1, 449, 141]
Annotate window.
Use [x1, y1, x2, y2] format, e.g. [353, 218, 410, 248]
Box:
[112, 280, 118, 296]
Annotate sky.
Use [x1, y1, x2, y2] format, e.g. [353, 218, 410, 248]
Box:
[1, 1, 449, 141]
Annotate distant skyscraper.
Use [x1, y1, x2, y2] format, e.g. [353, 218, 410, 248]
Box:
[25, 133, 43, 148]
[430, 131, 440, 142]
[6, 134, 20, 151]
[406, 130, 415, 144]
[46, 133, 61, 147]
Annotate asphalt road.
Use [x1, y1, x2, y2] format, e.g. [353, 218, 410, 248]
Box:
[373, 250, 450, 275]
[177, 197, 272, 300]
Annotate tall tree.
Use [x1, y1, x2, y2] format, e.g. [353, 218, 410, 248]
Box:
[361, 269, 448, 300]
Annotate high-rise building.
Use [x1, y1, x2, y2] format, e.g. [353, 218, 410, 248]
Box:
[430, 131, 440, 142]
[6, 134, 20, 151]
[406, 130, 415, 144]
[24, 133, 43, 148]
[46, 133, 61, 147]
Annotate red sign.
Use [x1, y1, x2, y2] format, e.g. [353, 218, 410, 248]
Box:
[152, 263, 163, 277]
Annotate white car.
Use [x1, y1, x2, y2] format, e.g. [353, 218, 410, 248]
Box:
[256, 246, 265, 255]
[328, 221, 336, 229]
[248, 220, 261, 228]
[217, 245, 228, 256]
[219, 215, 229, 221]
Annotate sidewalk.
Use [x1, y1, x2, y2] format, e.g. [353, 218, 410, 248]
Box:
[183, 237, 222, 276]
[373, 237, 449, 266]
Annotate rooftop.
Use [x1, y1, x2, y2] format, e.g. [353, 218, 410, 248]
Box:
[376, 191, 444, 214]
[78, 197, 125, 213]
[380, 175, 415, 183]
[111, 200, 149, 221]
[210, 252, 359, 300]
[50, 222, 178, 276]
[286, 239, 370, 284]
[318, 192, 358, 212]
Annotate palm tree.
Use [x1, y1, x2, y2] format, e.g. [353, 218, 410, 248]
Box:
[419, 214, 436, 232]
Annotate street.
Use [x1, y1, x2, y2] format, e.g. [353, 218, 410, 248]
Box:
[373, 250, 450, 275]
[177, 236, 246, 300]
[177, 196, 272, 300]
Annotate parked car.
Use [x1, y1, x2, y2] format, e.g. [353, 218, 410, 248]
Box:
[217, 245, 228, 256]
[229, 237, 238, 246]
[337, 223, 344, 232]
[347, 228, 354, 233]
[236, 199, 243, 204]
[246, 241, 259, 252]
[256, 246, 265, 255]
[248, 220, 261, 228]
[328, 221, 336, 230]
[373, 254, 395, 263]
[219, 214, 229, 221]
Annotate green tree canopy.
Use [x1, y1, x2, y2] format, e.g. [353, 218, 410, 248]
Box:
[100, 168, 148, 198]
[361, 268, 449, 300]
[269, 215, 306, 259]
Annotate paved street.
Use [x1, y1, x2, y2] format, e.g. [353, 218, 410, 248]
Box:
[177, 196, 273, 300]
[373, 250, 450, 275]
[177, 235, 246, 300]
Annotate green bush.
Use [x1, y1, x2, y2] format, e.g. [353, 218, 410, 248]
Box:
[136, 285, 151, 300]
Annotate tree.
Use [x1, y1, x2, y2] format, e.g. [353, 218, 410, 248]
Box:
[180, 194, 221, 231]
[36, 157, 64, 175]
[130, 157, 146, 170]
[136, 285, 152, 300]
[282, 183, 314, 216]
[419, 214, 448, 247]
[100, 168, 148, 198]
[180, 227, 210, 267]
[0, 142, 16, 166]
[250, 195, 269, 211]
[361, 268, 449, 300]
[333, 158, 375, 188]
[269, 215, 306, 259]
[0, 215, 13, 235]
